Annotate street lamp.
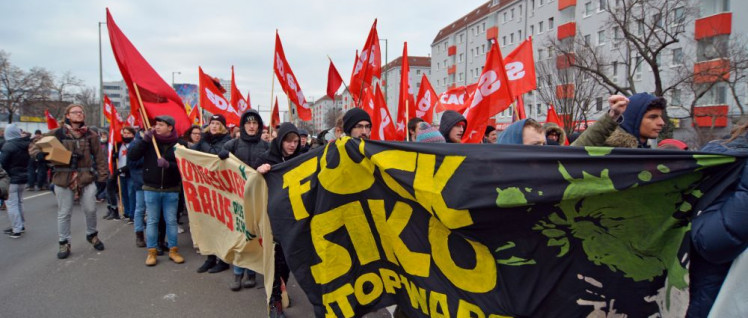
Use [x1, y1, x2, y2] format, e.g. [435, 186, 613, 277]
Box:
[172, 71, 181, 87]
[98, 21, 106, 127]
[379, 38, 388, 102]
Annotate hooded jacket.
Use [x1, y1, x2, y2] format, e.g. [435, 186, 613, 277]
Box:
[191, 130, 231, 155]
[439, 110, 467, 143]
[254, 122, 301, 168]
[543, 122, 567, 146]
[0, 124, 31, 184]
[224, 109, 270, 166]
[496, 119, 528, 145]
[571, 93, 659, 148]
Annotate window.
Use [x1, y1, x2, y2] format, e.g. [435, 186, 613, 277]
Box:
[538, 49, 544, 60]
[531, 0, 535, 10]
[653, 13, 662, 28]
[537, 104, 542, 115]
[672, 48, 683, 65]
[671, 89, 682, 106]
[539, 0, 544, 5]
[503, 36, 507, 46]
[674, 7, 685, 24]
[637, 20, 644, 35]
[511, 8, 515, 19]
[598, 0, 607, 11]
[482, 44, 486, 54]
[530, 25, 534, 35]
[459, 53, 464, 62]
[458, 73, 463, 82]
[584, 2, 593, 16]
[437, 62, 440, 70]
[459, 34, 464, 43]
[539, 21, 544, 33]
[519, 30, 522, 39]
[548, 46, 554, 59]
[549, 17, 554, 29]
[597, 30, 606, 45]
[715, 85, 727, 104]
[482, 22, 486, 32]
[470, 48, 474, 57]
[635, 55, 643, 80]
[510, 33, 514, 44]
[655, 53, 662, 67]
[503, 12, 508, 23]
[596, 97, 603, 111]
[584, 34, 591, 45]
[613, 26, 621, 40]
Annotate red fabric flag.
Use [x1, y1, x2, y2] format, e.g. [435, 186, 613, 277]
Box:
[349, 20, 381, 105]
[515, 97, 527, 121]
[371, 86, 397, 141]
[273, 31, 312, 121]
[435, 83, 477, 114]
[188, 104, 200, 125]
[360, 87, 376, 118]
[230, 66, 249, 115]
[415, 74, 438, 124]
[246, 91, 252, 110]
[45, 109, 59, 130]
[546, 104, 569, 145]
[103, 95, 114, 122]
[462, 41, 514, 143]
[327, 60, 344, 99]
[271, 97, 281, 129]
[198, 67, 241, 126]
[395, 42, 414, 140]
[504, 37, 537, 97]
[107, 106, 123, 174]
[105, 9, 190, 134]
[125, 113, 141, 128]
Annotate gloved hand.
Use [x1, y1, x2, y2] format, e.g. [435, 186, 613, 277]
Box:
[157, 158, 170, 169]
[117, 166, 129, 177]
[143, 129, 155, 143]
[218, 150, 230, 160]
[36, 152, 47, 161]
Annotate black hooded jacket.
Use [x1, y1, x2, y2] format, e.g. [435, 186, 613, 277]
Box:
[224, 109, 270, 167]
[254, 122, 301, 168]
[0, 135, 31, 184]
[439, 110, 467, 143]
[191, 131, 231, 155]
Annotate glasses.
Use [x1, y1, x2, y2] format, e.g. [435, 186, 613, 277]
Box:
[191, 132, 201, 135]
[68, 111, 84, 115]
[354, 124, 372, 130]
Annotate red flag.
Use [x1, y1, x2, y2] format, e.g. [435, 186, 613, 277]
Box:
[188, 104, 200, 125]
[395, 42, 415, 140]
[271, 97, 281, 129]
[327, 60, 344, 99]
[125, 113, 141, 128]
[435, 83, 477, 114]
[462, 41, 514, 143]
[198, 67, 241, 126]
[349, 20, 381, 104]
[103, 95, 114, 122]
[546, 104, 569, 145]
[246, 91, 252, 110]
[273, 31, 312, 121]
[415, 74, 438, 124]
[106, 9, 190, 134]
[514, 97, 527, 121]
[107, 106, 123, 174]
[230, 66, 249, 114]
[45, 109, 59, 130]
[371, 86, 397, 141]
[504, 37, 537, 97]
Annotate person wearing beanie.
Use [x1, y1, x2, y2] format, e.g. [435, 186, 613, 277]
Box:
[483, 125, 498, 144]
[415, 122, 446, 143]
[298, 129, 311, 153]
[29, 104, 108, 258]
[128, 115, 187, 266]
[439, 110, 467, 143]
[343, 108, 372, 139]
[1, 124, 31, 238]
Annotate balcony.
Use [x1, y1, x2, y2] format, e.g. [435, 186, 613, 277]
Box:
[556, 53, 576, 69]
[558, 0, 576, 11]
[486, 26, 498, 41]
[693, 105, 728, 127]
[694, 59, 730, 84]
[447, 65, 456, 75]
[448, 45, 457, 56]
[557, 22, 576, 40]
[695, 12, 732, 40]
[556, 84, 575, 99]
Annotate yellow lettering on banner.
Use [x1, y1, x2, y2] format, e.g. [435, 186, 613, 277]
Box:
[488, 314, 514, 318]
[310, 202, 380, 284]
[369, 200, 430, 277]
[370, 150, 416, 201]
[457, 299, 485, 318]
[401, 275, 429, 315]
[379, 268, 401, 294]
[429, 290, 450, 318]
[282, 157, 318, 220]
[414, 154, 472, 229]
[354, 272, 384, 305]
[319, 138, 375, 194]
[322, 283, 355, 318]
[429, 217, 497, 293]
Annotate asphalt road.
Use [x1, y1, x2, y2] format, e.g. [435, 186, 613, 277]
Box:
[0, 189, 321, 318]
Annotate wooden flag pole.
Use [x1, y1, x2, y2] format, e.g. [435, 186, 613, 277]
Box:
[133, 83, 162, 159]
[269, 53, 277, 136]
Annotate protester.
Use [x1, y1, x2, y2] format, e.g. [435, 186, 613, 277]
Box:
[439, 110, 467, 143]
[657, 139, 689, 150]
[26, 130, 48, 191]
[343, 108, 371, 139]
[30, 104, 108, 259]
[1, 124, 30, 238]
[298, 129, 310, 153]
[182, 125, 202, 148]
[572, 94, 664, 148]
[107, 127, 137, 224]
[261, 126, 271, 142]
[408, 117, 424, 141]
[128, 115, 186, 266]
[415, 122, 445, 143]
[255, 122, 301, 318]
[221, 109, 269, 291]
[333, 114, 345, 140]
[192, 114, 232, 273]
[231, 125, 241, 139]
[483, 125, 498, 144]
[0, 166, 9, 217]
[688, 120, 748, 317]
[543, 122, 566, 146]
[496, 119, 546, 145]
[127, 130, 147, 248]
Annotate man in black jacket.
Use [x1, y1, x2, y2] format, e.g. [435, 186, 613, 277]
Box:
[1, 124, 30, 238]
[128, 115, 186, 267]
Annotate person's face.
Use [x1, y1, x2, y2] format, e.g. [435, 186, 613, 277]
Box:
[350, 121, 371, 139]
[190, 128, 201, 142]
[271, 130, 277, 139]
[66, 106, 85, 124]
[449, 122, 465, 143]
[261, 128, 269, 141]
[121, 129, 134, 139]
[154, 121, 172, 135]
[487, 130, 498, 143]
[300, 135, 307, 145]
[245, 119, 259, 136]
[282, 134, 299, 156]
[546, 132, 559, 142]
[209, 120, 222, 134]
[639, 109, 665, 140]
[523, 127, 546, 145]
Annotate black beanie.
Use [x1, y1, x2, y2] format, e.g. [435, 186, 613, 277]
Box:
[484, 125, 496, 136]
[343, 108, 371, 136]
[210, 114, 226, 127]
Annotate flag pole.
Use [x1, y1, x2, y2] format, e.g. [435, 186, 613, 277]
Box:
[133, 83, 162, 159]
[405, 99, 410, 141]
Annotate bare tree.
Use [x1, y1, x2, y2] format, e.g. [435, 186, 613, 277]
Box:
[76, 86, 101, 127]
[324, 107, 343, 129]
[0, 50, 53, 123]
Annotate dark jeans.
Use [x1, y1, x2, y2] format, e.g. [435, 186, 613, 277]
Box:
[270, 243, 290, 303]
[27, 160, 49, 188]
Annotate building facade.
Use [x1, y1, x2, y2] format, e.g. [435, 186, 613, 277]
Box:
[380, 56, 432, 116]
[102, 80, 130, 115]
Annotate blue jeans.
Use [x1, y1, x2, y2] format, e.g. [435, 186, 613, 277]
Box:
[233, 266, 256, 276]
[144, 191, 178, 249]
[130, 182, 145, 232]
[118, 176, 132, 218]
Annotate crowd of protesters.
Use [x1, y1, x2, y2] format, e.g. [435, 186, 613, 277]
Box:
[1, 91, 747, 318]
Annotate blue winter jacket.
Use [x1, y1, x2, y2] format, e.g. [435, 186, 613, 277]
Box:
[689, 134, 748, 317]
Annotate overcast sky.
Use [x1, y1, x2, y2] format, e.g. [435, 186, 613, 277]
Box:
[1, 0, 487, 122]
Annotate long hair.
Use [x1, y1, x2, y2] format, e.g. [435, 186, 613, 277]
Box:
[726, 119, 748, 143]
[182, 125, 201, 143]
[203, 122, 228, 135]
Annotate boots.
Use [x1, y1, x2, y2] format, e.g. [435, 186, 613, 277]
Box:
[230, 273, 243, 291]
[244, 272, 257, 288]
[268, 301, 286, 318]
[102, 209, 113, 220]
[209, 259, 230, 273]
[168, 247, 184, 264]
[145, 248, 158, 266]
[86, 232, 105, 251]
[57, 240, 71, 259]
[197, 255, 216, 273]
[135, 232, 146, 248]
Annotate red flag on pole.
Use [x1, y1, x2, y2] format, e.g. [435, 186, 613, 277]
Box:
[271, 97, 281, 129]
[187, 103, 200, 125]
[103, 95, 114, 122]
[349, 20, 381, 105]
[546, 104, 569, 145]
[504, 37, 537, 97]
[198, 67, 241, 126]
[273, 31, 312, 121]
[515, 96, 527, 121]
[230, 66, 249, 114]
[435, 83, 477, 114]
[415, 74, 438, 124]
[462, 41, 514, 143]
[371, 86, 397, 141]
[327, 60, 344, 99]
[107, 106, 123, 175]
[45, 109, 59, 130]
[395, 42, 414, 140]
[105, 8, 190, 134]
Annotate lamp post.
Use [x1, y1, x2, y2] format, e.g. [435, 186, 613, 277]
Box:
[171, 71, 181, 87]
[379, 38, 388, 103]
[98, 21, 106, 127]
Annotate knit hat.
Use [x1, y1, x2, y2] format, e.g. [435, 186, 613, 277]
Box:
[343, 108, 371, 136]
[485, 125, 496, 136]
[210, 114, 226, 127]
[154, 115, 175, 127]
[415, 122, 445, 143]
[657, 139, 688, 150]
[298, 129, 309, 137]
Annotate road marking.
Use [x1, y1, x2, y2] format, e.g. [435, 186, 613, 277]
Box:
[23, 191, 53, 200]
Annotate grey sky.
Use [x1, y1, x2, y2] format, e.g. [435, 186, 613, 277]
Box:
[1, 0, 485, 122]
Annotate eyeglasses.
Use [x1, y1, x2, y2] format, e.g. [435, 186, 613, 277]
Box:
[191, 132, 201, 135]
[354, 124, 372, 130]
[68, 111, 84, 115]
